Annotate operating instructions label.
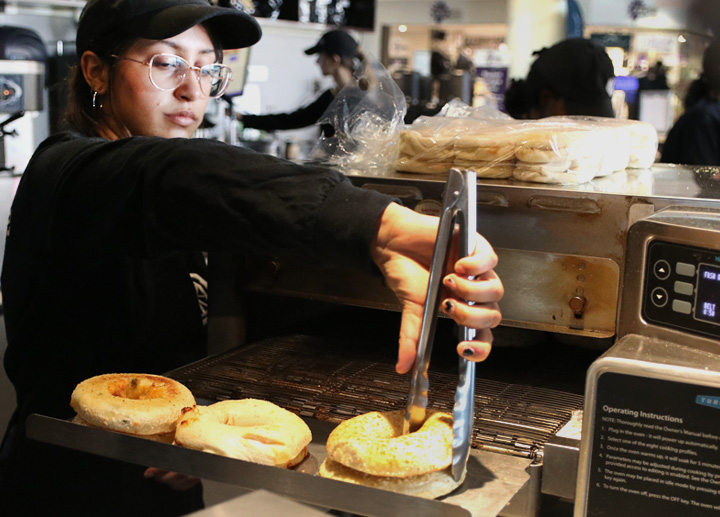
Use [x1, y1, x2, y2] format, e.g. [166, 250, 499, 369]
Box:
[586, 372, 720, 516]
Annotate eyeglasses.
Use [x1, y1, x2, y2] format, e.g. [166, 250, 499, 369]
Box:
[112, 53, 233, 98]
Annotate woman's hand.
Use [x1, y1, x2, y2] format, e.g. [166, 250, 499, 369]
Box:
[371, 203, 504, 374]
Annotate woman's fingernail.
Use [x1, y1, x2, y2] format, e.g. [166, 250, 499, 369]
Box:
[444, 276, 455, 288]
[444, 300, 454, 313]
[462, 347, 475, 357]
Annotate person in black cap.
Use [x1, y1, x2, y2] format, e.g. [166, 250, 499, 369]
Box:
[239, 29, 364, 135]
[0, 1, 503, 515]
[662, 39, 720, 165]
[504, 38, 616, 119]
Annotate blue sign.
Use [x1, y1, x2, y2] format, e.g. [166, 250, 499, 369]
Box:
[567, 0, 584, 39]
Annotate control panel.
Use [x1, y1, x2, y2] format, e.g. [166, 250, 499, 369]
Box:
[0, 76, 21, 111]
[643, 240, 720, 339]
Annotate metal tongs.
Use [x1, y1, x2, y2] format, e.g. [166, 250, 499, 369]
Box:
[402, 168, 477, 482]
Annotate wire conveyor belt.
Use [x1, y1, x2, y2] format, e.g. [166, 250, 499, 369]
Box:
[167, 333, 591, 458]
[26, 330, 596, 516]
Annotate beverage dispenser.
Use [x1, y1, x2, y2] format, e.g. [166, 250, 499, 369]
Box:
[0, 26, 46, 174]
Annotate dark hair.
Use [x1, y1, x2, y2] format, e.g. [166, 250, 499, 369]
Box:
[702, 39, 720, 97]
[65, 24, 222, 137]
[520, 38, 615, 118]
[65, 38, 134, 137]
[341, 49, 366, 75]
[684, 77, 710, 110]
[503, 78, 534, 119]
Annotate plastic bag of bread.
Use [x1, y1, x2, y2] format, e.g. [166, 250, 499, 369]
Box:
[440, 97, 513, 121]
[396, 116, 517, 178]
[546, 115, 658, 170]
[511, 119, 611, 184]
[544, 116, 631, 177]
[625, 119, 659, 168]
[396, 116, 616, 184]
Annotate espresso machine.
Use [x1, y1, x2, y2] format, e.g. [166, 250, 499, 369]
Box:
[0, 25, 46, 175]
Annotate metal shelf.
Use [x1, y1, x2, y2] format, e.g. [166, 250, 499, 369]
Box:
[26, 412, 533, 517]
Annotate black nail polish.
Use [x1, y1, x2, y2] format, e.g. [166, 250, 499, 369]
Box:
[444, 300, 454, 313]
[462, 347, 475, 357]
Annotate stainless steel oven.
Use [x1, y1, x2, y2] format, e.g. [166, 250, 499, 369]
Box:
[27, 164, 720, 516]
[575, 205, 720, 517]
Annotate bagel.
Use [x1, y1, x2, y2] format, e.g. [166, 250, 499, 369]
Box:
[70, 373, 195, 436]
[174, 399, 312, 468]
[319, 458, 466, 499]
[325, 409, 453, 478]
[71, 414, 176, 443]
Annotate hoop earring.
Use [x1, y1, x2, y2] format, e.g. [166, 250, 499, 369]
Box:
[92, 91, 102, 110]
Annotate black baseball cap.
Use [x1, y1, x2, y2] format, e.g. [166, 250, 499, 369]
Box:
[528, 38, 615, 117]
[304, 29, 358, 58]
[76, 0, 262, 56]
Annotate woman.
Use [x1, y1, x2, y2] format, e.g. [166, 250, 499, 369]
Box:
[239, 29, 362, 135]
[0, 1, 502, 515]
[504, 38, 615, 120]
[662, 39, 720, 166]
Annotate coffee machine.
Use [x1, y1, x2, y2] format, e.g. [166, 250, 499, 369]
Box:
[0, 26, 46, 175]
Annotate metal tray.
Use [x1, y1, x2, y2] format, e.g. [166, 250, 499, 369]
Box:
[26, 413, 532, 517]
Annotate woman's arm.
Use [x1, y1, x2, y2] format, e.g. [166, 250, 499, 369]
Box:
[240, 90, 334, 131]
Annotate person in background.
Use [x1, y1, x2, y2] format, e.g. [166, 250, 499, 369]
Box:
[683, 76, 710, 112]
[0, 1, 503, 515]
[239, 29, 363, 136]
[638, 60, 669, 91]
[662, 39, 720, 166]
[503, 38, 616, 119]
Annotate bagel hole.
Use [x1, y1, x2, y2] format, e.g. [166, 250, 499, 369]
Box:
[109, 378, 166, 400]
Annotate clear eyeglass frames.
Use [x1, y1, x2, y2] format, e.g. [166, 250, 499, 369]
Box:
[112, 53, 232, 98]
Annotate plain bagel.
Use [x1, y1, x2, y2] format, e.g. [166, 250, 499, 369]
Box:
[319, 457, 466, 499]
[174, 399, 312, 468]
[325, 409, 453, 477]
[70, 373, 195, 436]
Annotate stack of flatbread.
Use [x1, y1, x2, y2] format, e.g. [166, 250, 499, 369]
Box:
[394, 116, 658, 185]
[545, 116, 658, 171]
[395, 117, 516, 178]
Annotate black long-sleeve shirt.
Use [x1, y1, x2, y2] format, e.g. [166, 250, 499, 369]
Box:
[241, 89, 334, 134]
[0, 131, 392, 516]
[662, 98, 720, 166]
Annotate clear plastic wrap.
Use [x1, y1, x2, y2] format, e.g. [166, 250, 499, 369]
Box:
[394, 112, 659, 185]
[545, 116, 659, 170]
[309, 56, 407, 174]
[439, 98, 513, 121]
[396, 116, 518, 178]
[396, 116, 621, 184]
